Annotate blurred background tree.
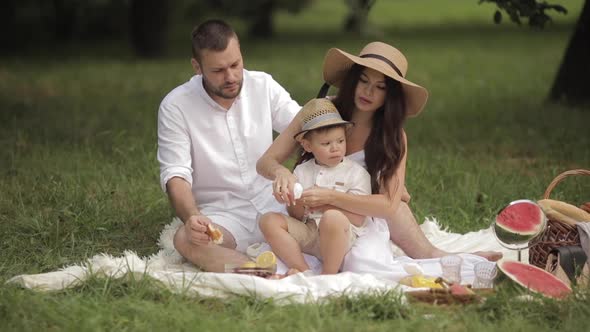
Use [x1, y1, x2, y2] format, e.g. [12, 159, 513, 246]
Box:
[0, 0, 586, 104]
[343, 0, 376, 34]
[480, 0, 589, 105]
[199, 0, 313, 37]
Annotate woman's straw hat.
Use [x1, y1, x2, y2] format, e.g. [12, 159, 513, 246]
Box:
[293, 98, 353, 141]
[322, 41, 429, 117]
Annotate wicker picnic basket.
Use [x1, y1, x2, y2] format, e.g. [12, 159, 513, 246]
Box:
[528, 169, 590, 269]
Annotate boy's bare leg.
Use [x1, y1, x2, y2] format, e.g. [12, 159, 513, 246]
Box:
[259, 213, 310, 272]
[173, 224, 250, 272]
[319, 210, 350, 274]
[388, 202, 502, 261]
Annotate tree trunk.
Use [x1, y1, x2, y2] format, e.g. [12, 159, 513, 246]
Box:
[53, 0, 78, 41]
[129, 0, 169, 58]
[0, 0, 16, 50]
[549, 0, 590, 104]
[249, 1, 275, 38]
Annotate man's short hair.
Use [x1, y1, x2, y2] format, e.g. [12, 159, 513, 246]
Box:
[191, 19, 238, 62]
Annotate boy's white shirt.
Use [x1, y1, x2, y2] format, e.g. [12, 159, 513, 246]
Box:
[293, 157, 372, 233]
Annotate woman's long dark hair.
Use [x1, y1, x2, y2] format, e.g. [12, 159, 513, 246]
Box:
[333, 64, 407, 195]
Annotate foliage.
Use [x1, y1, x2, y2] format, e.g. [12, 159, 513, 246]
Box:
[200, 0, 314, 37]
[479, 0, 568, 27]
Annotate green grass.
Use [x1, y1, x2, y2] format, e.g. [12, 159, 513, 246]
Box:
[1, 0, 589, 330]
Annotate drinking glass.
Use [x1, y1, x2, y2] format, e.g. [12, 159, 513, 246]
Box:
[440, 255, 463, 284]
[472, 261, 497, 289]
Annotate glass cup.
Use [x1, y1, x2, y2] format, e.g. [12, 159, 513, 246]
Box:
[472, 261, 497, 289]
[440, 255, 463, 284]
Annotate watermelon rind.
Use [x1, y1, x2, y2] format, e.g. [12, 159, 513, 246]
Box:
[493, 223, 535, 245]
[497, 260, 572, 299]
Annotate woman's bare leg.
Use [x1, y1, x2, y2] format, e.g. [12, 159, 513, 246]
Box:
[387, 202, 502, 261]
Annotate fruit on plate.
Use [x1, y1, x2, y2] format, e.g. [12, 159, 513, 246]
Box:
[256, 251, 277, 273]
[497, 260, 572, 299]
[399, 275, 443, 289]
[241, 261, 257, 268]
[495, 200, 545, 244]
[449, 283, 474, 296]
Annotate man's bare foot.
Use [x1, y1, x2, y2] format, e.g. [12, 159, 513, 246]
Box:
[473, 251, 503, 262]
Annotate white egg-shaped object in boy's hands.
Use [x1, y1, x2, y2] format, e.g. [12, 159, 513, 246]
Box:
[293, 183, 303, 199]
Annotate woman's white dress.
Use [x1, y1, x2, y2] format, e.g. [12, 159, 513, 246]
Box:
[251, 150, 511, 283]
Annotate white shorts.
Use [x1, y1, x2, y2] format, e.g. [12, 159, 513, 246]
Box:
[210, 213, 265, 253]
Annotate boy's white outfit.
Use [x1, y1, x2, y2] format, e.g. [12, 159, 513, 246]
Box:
[285, 156, 371, 258]
[157, 70, 300, 251]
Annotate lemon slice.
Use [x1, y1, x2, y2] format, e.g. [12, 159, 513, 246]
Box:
[256, 251, 277, 269]
[241, 261, 257, 268]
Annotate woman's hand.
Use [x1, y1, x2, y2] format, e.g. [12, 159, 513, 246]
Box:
[272, 168, 298, 206]
[300, 186, 336, 208]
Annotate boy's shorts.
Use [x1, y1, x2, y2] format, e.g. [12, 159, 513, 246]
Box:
[282, 215, 357, 259]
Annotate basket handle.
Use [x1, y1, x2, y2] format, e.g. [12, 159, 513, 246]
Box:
[543, 169, 590, 199]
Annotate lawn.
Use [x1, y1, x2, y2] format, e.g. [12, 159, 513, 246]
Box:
[1, 0, 589, 330]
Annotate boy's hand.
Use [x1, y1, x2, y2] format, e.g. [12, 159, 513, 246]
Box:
[272, 169, 298, 206]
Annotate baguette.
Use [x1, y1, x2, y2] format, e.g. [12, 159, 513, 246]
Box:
[538, 199, 590, 224]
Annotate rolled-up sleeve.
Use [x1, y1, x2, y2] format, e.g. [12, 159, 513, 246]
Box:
[157, 101, 193, 192]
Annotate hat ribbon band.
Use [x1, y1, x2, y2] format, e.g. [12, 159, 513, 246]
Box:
[302, 113, 343, 132]
[360, 54, 403, 77]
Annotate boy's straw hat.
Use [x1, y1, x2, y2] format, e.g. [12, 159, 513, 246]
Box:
[322, 41, 429, 117]
[293, 98, 353, 141]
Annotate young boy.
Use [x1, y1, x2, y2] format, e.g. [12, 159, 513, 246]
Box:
[259, 98, 371, 274]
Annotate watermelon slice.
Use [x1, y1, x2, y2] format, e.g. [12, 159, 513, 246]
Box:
[497, 260, 572, 299]
[494, 200, 545, 245]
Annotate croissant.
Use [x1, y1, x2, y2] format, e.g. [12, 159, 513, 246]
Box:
[206, 224, 224, 244]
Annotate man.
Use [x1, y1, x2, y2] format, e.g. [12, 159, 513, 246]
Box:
[157, 19, 300, 272]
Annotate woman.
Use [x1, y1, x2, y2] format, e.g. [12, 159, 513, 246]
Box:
[256, 42, 501, 275]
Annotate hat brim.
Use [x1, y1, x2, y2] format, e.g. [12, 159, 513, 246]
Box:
[293, 120, 354, 141]
[323, 48, 429, 117]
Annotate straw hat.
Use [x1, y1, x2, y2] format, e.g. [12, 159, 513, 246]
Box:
[322, 41, 429, 117]
[293, 98, 353, 141]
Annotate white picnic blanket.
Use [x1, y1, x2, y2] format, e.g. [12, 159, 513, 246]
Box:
[7, 218, 521, 304]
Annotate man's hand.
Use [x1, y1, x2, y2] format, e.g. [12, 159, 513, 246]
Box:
[184, 214, 213, 246]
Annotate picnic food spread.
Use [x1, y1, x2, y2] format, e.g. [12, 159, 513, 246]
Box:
[227, 252, 278, 278]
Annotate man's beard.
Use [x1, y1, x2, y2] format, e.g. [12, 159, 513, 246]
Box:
[203, 76, 243, 100]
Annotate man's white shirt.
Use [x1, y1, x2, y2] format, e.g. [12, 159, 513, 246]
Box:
[157, 70, 300, 231]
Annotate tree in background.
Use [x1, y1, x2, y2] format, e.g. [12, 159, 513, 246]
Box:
[129, 0, 169, 57]
[203, 0, 313, 38]
[343, 0, 376, 34]
[480, 0, 589, 104]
